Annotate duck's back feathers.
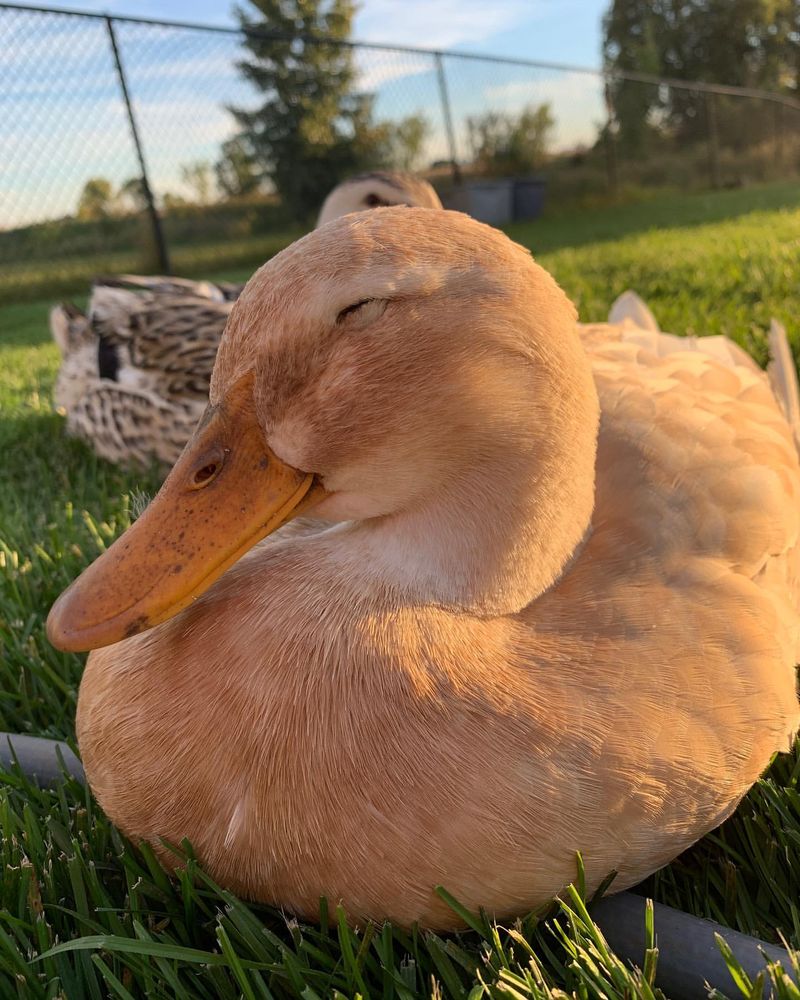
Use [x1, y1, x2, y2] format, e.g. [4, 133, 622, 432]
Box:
[607, 291, 800, 449]
[579, 309, 800, 672]
[95, 273, 242, 302]
[66, 381, 203, 468]
[89, 284, 229, 401]
[50, 281, 223, 467]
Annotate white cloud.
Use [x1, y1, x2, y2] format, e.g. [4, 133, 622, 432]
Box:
[354, 48, 434, 92]
[353, 0, 533, 52]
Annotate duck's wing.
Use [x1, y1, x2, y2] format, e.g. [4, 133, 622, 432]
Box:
[97, 274, 230, 302]
[587, 298, 798, 425]
[64, 379, 204, 468]
[519, 324, 800, 894]
[580, 321, 800, 672]
[89, 286, 231, 402]
[51, 288, 215, 466]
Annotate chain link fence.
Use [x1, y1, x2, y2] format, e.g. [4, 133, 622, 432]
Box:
[3, 2, 800, 304]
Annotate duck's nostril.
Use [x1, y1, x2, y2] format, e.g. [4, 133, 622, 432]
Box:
[193, 463, 218, 486]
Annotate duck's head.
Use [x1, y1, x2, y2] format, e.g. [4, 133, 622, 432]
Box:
[48, 208, 599, 653]
[316, 171, 442, 227]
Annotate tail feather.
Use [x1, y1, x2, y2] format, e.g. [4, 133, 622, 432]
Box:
[767, 319, 800, 452]
[49, 302, 89, 356]
[608, 291, 661, 333]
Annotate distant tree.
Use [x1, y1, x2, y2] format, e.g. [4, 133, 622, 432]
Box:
[390, 114, 431, 171]
[162, 192, 190, 212]
[766, 1, 800, 96]
[179, 161, 215, 205]
[230, 0, 390, 221]
[215, 135, 261, 199]
[116, 176, 148, 215]
[76, 177, 114, 221]
[467, 104, 554, 176]
[603, 0, 800, 145]
[601, 0, 661, 152]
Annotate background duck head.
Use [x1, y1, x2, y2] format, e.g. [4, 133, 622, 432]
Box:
[316, 170, 442, 227]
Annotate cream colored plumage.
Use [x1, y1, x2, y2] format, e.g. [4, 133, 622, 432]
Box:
[316, 171, 442, 226]
[49, 208, 800, 931]
[51, 173, 442, 467]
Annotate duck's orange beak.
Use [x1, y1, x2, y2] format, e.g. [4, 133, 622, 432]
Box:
[47, 373, 325, 653]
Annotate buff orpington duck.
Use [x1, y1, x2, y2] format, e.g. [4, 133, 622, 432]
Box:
[48, 208, 800, 930]
[51, 173, 442, 467]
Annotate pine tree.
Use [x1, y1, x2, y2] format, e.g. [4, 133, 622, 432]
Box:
[231, 0, 389, 221]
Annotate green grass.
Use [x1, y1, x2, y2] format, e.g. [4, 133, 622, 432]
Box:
[0, 230, 304, 306]
[518, 180, 800, 253]
[2, 182, 800, 996]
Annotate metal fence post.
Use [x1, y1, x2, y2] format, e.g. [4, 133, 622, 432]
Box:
[435, 52, 461, 184]
[603, 79, 619, 196]
[774, 100, 784, 166]
[105, 15, 170, 273]
[705, 91, 721, 189]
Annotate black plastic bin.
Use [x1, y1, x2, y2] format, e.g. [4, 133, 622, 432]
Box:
[512, 177, 546, 220]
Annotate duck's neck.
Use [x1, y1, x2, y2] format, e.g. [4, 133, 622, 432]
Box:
[329, 359, 600, 617]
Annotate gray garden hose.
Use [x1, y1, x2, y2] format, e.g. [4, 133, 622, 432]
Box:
[0, 734, 795, 994]
[0, 732, 85, 785]
[593, 892, 798, 996]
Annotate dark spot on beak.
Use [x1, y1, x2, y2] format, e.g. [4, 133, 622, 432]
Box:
[124, 616, 149, 638]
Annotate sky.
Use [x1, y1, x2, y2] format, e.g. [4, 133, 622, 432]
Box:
[3, 0, 610, 228]
[7, 0, 609, 65]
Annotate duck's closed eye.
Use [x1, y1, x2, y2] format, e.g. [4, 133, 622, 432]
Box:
[335, 298, 388, 328]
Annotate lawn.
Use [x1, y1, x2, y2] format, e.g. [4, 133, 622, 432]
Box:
[1, 183, 800, 997]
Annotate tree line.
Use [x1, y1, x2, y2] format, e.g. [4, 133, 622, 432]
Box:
[75, 0, 555, 224]
[604, 0, 800, 151]
[75, 0, 800, 225]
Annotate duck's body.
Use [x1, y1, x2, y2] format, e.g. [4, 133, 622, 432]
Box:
[52, 282, 230, 466]
[51, 174, 442, 467]
[51, 210, 800, 930]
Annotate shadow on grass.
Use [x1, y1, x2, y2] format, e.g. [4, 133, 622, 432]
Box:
[507, 180, 800, 255]
[0, 410, 161, 530]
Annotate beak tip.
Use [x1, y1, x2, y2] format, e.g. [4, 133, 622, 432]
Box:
[46, 584, 149, 654]
[46, 588, 92, 653]
[46, 598, 76, 653]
